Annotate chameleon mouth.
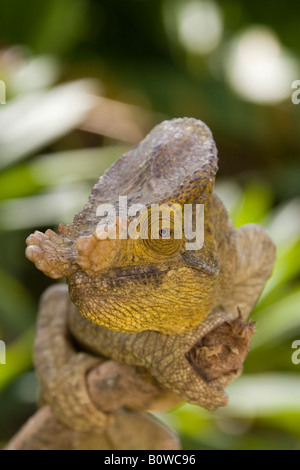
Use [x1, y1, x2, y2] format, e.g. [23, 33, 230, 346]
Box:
[70, 265, 168, 288]
[105, 266, 166, 280]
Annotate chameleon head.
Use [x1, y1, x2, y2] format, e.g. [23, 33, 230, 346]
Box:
[25, 118, 222, 335]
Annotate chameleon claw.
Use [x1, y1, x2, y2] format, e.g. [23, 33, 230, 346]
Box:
[25, 229, 73, 279]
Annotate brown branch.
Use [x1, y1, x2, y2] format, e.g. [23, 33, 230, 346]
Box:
[6, 314, 255, 450]
[5, 361, 181, 450]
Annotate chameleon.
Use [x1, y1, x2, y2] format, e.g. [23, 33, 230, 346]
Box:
[25, 118, 276, 433]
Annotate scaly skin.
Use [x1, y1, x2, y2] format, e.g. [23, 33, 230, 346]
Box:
[26, 118, 276, 432]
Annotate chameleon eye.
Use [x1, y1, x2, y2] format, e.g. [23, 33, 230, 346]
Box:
[147, 223, 181, 256]
[159, 228, 171, 238]
[138, 204, 183, 256]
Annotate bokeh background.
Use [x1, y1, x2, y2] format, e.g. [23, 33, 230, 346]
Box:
[0, 0, 300, 450]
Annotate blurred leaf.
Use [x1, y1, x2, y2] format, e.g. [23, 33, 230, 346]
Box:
[0, 184, 91, 230]
[224, 374, 300, 417]
[0, 0, 87, 56]
[0, 327, 34, 393]
[0, 80, 98, 169]
[256, 198, 300, 304]
[0, 165, 42, 201]
[266, 198, 300, 247]
[258, 239, 300, 306]
[9, 53, 60, 96]
[31, 0, 88, 55]
[215, 178, 243, 215]
[0, 268, 35, 332]
[231, 181, 274, 227]
[251, 289, 300, 348]
[0, 146, 126, 200]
